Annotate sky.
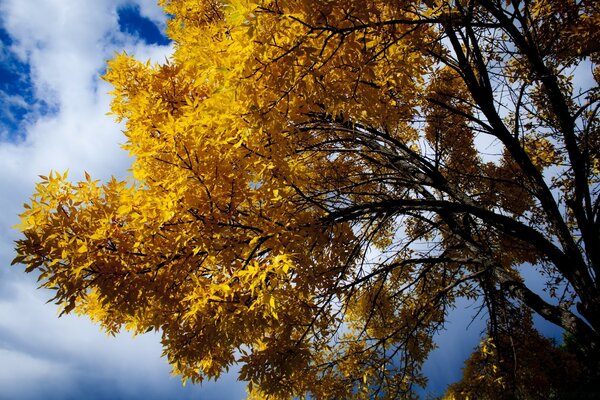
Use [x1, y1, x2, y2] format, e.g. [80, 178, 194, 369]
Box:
[0, 1, 565, 399]
[0, 1, 244, 399]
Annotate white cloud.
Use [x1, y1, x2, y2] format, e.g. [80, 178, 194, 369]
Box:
[0, 0, 176, 224]
[0, 349, 72, 400]
[0, 1, 248, 398]
[134, 0, 170, 30]
[0, 279, 244, 399]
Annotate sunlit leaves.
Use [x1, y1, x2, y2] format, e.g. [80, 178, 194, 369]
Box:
[12, 0, 600, 398]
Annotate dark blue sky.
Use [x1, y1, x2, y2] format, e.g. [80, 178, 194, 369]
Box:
[0, 26, 40, 140]
[0, 4, 170, 142]
[117, 4, 171, 46]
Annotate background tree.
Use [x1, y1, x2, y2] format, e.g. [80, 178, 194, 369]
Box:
[443, 307, 582, 400]
[13, 0, 600, 398]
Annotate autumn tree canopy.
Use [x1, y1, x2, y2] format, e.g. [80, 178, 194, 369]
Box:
[13, 0, 600, 398]
[443, 306, 582, 399]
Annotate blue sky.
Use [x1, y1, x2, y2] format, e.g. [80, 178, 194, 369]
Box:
[0, 1, 565, 399]
[0, 1, 239, 398]
[0, 25, 54, 141]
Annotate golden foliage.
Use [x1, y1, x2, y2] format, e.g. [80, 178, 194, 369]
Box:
[13, 0, 600, 398]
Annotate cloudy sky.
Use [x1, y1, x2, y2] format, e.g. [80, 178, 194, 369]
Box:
[0, 1, 565, 399]
[0, 1, 247, 399]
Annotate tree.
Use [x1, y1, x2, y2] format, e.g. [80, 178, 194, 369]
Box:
[12, 0, 600, 398]
[443, 307, 581, 400]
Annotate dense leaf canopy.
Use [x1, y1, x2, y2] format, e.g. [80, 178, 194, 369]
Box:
[13, 0, 600, 398]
